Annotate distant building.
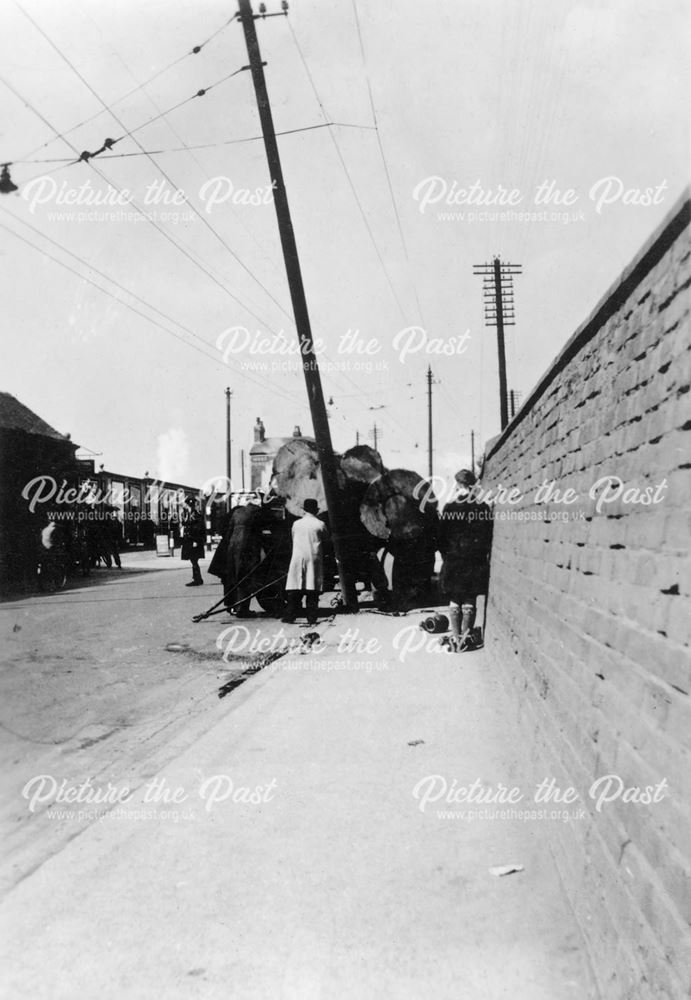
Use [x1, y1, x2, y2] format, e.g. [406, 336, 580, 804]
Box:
[0, 392, 79, 592]
[249, 417, 313, 490]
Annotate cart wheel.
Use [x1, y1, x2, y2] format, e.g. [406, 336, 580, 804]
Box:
[255, 536, 288, 616]
[38, 558, 67, 592]
[255, 559, 285, 615]
[256, 588, 284, 616]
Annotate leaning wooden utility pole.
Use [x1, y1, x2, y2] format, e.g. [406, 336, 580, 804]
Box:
[473, 256, 521, 432]
[237, 0, 357, 610]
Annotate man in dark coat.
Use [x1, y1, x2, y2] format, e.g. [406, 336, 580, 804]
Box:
[208, 496, 265, 616]
[438, 469, 493, 650]
[181, 498, 206, 586]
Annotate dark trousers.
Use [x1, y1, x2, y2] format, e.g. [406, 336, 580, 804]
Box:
[226, 585, 252, 616]
[285, 590, 319, 623]
[190, 556, 203, 583]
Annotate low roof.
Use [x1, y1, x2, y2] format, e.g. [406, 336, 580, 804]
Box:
[0, 392, 71, 442]
[250, 436, 298, 456]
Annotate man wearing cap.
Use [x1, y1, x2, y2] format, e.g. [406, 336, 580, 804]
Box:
[180, 497, 206, 587]
[438, 469, 493, 651]
[282, 498, 328, 625]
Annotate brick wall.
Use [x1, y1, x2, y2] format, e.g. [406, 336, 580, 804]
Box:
[483, 191, 691, 999]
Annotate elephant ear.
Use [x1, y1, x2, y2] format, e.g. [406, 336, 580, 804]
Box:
[340, 445, 385, 484]
[271, 439, 345, 517]
[360, 469, 437, 541]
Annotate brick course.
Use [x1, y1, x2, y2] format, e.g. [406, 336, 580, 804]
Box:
[483, 192, 691, 998]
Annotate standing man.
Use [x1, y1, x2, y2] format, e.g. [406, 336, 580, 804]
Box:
[438, 470, 493, 651]
[282, 498, 328, 626]
[106, 509, 122, 569]
[208, 495, 265, 617]
[181, 497, 206, 587]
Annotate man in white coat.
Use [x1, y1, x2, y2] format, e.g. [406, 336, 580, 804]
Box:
[282, 498, 328, 625]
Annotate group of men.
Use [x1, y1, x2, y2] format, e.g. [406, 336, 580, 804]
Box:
[181, 468, 492, 651]
[203, 494, 327, 626]
[38, 506, 122, 576]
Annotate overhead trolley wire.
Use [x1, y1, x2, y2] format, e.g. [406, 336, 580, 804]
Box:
[0, 212, 299, 403]
[18, 122, 376, 163]
[9, 6, 415, 442]
[13, 5, 315, 334]
[14, 10, 238, 163]
[286, 17, 408, 325]
[12, 66, 249, 167]
[278, 16, 423, 443]
[350, 0, 429, 335]
[79, 18, 296, 327]
[6, 78, 294, 345]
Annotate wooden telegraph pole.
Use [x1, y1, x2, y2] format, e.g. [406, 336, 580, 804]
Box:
[426, 365, 433, 478]
[237, 0, 357, 610]
[508, 389, 523, 421]
[225, 387, 232, 487]
[473, 257, 521, 431]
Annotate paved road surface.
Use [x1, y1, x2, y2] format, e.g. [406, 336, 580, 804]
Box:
[0, 554, 596, 999]
[0, 552, 238, 891]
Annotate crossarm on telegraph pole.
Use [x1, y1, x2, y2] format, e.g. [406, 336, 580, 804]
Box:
[237, 0, 358, 610]
[473, 257, 522, 433]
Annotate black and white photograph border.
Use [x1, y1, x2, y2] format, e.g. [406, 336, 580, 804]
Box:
[1, 1, 689, 998]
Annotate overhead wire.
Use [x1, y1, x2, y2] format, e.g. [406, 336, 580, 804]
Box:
[13, 123, 377, 165]
[0, 206, 302, 399]
[16, 20, 289, 324]
[15, 10, 238, 163]
[346, 0, 441, 453]
[350, 0, 428, 334]
[0, 221, 221, 368]
[0, 210, 300, 403]
[238, 11, 416, 448]
[9, 4, 421, 454]
[363, 6, 453, 459]
[14, 5, 408, 432]
[501, 7, 567, 404]
[286, 17, 408, 325]
[70, 9, 297, 336]
[282, 15, 420, 442]
[14, 1, 297, 328]
[81, 65, 250, 153]
[8, 101, 385, 430]
[0, 203, 282, 393]
[234, 13, 417, 431]
[4, 41, 292, 339]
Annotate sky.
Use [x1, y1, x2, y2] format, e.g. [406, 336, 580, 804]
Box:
[1, 0, 688, 491]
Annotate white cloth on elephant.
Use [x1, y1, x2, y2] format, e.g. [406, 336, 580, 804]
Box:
[285, 513, 327, 591]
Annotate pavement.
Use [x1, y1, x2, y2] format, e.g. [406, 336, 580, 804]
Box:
[0, 554, 596, 999]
